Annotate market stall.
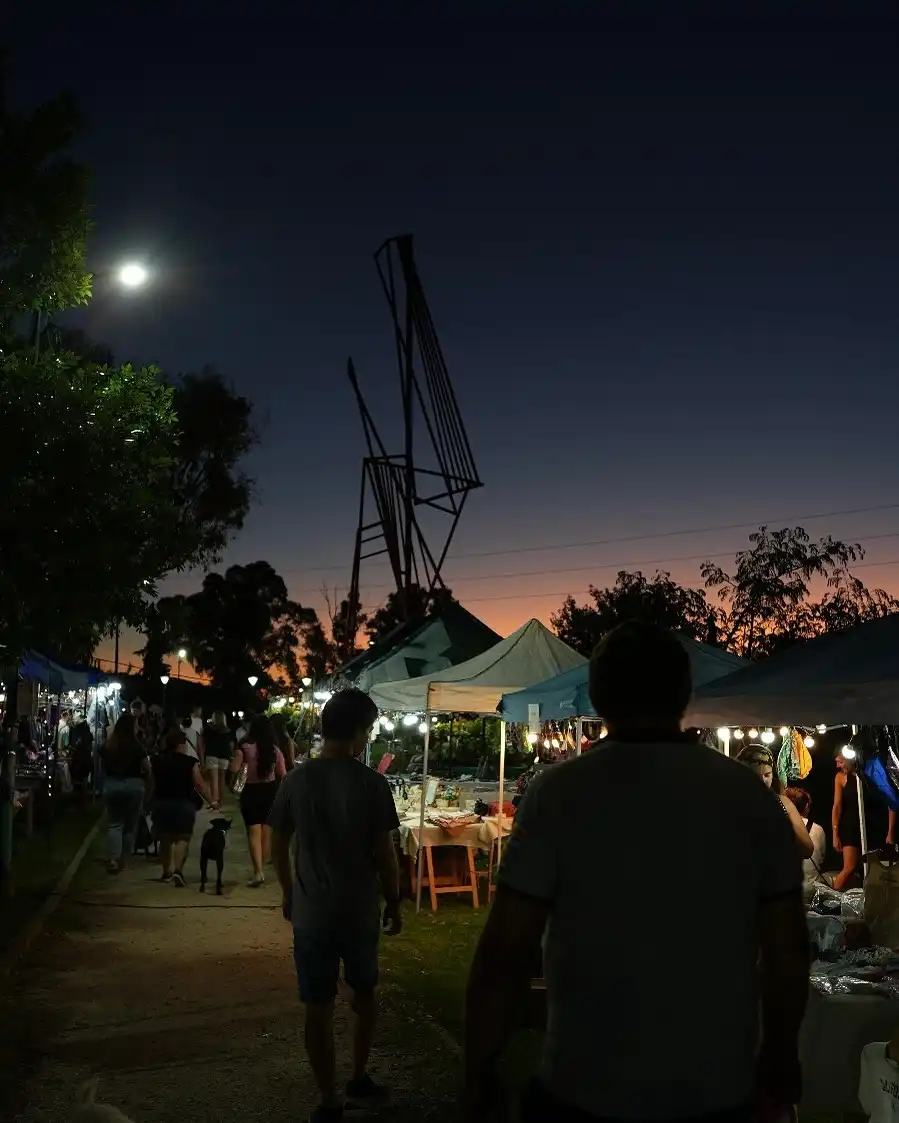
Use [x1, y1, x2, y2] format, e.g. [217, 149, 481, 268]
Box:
[368, 618, 585, 911]
[498, 634, 747, 758]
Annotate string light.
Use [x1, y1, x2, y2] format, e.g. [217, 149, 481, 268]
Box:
[804, 735, 815, 749]
[761, 729, 776, 744]
[748, 728, 759, 740]
[402, 714, 418, 727]
[418, 722, 428, 734]
[383, 719, 395, 732]
[526, 732, 538, 745]
[841, 745, 857, 760]
[733, 729, 744, 739]
[717, 728, 730, 741]
[779, 727, 790, 737]
[816, 724, 828, 734]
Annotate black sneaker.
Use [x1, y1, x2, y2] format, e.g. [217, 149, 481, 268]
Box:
[172, 871, 186, 888]
[345, 1073, 389, 1106]
[309, 1106, 343, 1123]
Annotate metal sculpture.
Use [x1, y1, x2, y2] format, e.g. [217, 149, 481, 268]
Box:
[344, 235, 482, 644]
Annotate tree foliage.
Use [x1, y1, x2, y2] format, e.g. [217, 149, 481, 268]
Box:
[551, 526, 899, 661]
[365, 584, 457, 644]
[0, 350, 179, 659]
[0, 78, 92, 337]
[551, 570, 714, 657]
[700, 526, 898, 658]
[149, 562, 317, 696]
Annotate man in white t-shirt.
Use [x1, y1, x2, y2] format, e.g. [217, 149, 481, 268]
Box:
[464, 621, 809, 1123]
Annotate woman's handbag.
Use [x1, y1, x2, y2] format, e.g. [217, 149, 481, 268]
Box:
[231, 764, 248, 795]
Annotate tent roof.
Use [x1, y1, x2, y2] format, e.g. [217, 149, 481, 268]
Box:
[686, 613, 899, 726]
[498, 635, 747, 722]
[353, 603, 501, 690]
[367, 618, 586, 714]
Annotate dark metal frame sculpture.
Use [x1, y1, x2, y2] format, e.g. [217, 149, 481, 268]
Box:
[344, 235, 482, 643]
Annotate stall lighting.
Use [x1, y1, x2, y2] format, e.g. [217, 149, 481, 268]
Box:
[302, 677, 312, 687]
[418, 722, 428, 734]
[177, 648, 187, 660]
[526, 732, 538, 745]
[0, 693, 5, 703]
[543, 738, 551, 750]
[288, 696, 295, 703]
[237, 710, 245, 718]
[733, 729, 744, 739]
[599, 727, 608, 740]
[748, 728, 759, 740]
[760, 729, 776, 745]
[431, 716, 439, 723]
[314, 691, 331, 702]
[109, 682, 122, 692]
[383, 719, 395, 732]
[816, 724, 828, 734]
[841, 745, 857, 760]
[779, 726, 790, 737]
[551, 738, 560, 749]
[402, 714, 418, 727]
[717, 728, 731, 741]
[803, 735, 815, 749]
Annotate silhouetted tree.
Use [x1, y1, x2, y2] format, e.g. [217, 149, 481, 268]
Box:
[365, 584, 457, 644]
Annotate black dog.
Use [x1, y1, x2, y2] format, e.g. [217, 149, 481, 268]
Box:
[199, 817, 232, 895]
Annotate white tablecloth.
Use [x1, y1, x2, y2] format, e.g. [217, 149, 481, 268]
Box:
[397, 815, 511, 858]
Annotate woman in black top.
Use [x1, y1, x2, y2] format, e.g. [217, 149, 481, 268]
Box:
[152, 728, 218, 886]
[101, 714, 152, 874]
[203, 710, 236, 806]
[833, 750, 863, 890]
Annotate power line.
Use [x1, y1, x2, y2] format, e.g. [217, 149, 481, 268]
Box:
[288, 529, 899, 599]
[445, 553, 899, 606]
[276, 500, 899, 579]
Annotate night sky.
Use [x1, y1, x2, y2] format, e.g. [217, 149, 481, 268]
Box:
[7, 6, 899, 674]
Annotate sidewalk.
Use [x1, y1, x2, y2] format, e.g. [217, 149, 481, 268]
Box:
[3, 801, 461, 1122]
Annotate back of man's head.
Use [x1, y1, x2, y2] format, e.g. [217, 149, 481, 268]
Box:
[588, 621, 692, 730]
[321, 689, 379, 752]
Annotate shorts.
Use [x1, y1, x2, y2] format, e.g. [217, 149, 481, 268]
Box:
[293, 917, 380, 1004]
[205, 756, 229, 771]
[151, 798, 196, 837]
[240, 781, 279, 827]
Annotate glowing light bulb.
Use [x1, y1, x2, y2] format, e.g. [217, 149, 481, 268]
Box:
[761, 729, 776, 744]
[119, 262, 148, 288]
[402, 713, 418, 727]
[841, 745, 857, 760]
[779, 727, 790, 737]
[816, 724, 827, 734]
[804, 735, 815, 749]
[551, 738, 560, 749]
[599, 727, 608, 739]
[383, 720, 395, 732]
[733, 729, 744, 739]
[748, 728, 759, 740]
[543, 739, 551, 750]
[418, 722, 428, 734]
[526, 732, 538, 745]
[717, 728, 731, 741]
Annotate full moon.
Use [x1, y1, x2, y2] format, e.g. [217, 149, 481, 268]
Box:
[119, 263, 148, 288]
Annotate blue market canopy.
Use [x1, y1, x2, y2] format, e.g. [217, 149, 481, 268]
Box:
[686, 612, 899, 727]
[498, 635, 747, 723]
[18, 651, 109, 693]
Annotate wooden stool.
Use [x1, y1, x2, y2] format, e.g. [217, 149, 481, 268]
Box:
[410, 845, 480, 911]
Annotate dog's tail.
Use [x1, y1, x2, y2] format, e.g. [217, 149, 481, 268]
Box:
[77, 1078, 101, 1107]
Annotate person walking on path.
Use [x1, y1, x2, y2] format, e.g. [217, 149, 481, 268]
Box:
[464, 621, 810, 1123]
[269, 689, 403, 1123]
[231, 715, 287, 887]
[101, 713, 153, 874]
[152, 727, 218, 886]
[204, 710, 235, 806]
[271, 711, 299, 769]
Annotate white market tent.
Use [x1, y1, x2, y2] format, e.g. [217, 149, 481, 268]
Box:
[367, 617, 586, 713]
[367, 618, 586, 910]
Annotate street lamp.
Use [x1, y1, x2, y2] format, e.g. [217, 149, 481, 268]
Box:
[302, 677, 312, 687]
[248, 675, 258, 688]
[177, 649, 187, 679]
[160, 674, 169, 712]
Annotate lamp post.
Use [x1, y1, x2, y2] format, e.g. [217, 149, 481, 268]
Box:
[160, 675, 169, 713]
[177, 649, 187, 680]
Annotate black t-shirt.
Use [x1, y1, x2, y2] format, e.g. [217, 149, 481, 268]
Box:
[205, 728, 236, 761]
[102, 738, 148, 780]
[152, 752, 198, 801]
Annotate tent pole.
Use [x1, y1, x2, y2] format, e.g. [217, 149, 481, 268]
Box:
[415, 710, 431, 914]
[576, 717, 583, 757]
[853, 725, 869, 865]
[497, 719, 506, 864]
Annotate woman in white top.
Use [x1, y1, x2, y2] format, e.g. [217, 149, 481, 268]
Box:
[784, 786, 827, 887]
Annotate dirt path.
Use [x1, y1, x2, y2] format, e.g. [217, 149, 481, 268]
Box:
[3, 802, 461, 1122]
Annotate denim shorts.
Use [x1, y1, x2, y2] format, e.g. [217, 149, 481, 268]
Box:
[293, 916, 380, 1004]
